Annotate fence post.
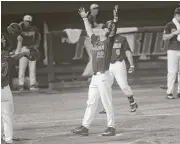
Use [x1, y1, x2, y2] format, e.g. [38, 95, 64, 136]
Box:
[47, 32, 55, 91]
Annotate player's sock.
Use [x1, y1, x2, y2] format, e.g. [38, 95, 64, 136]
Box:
[128, 95, 138, 112]
[127, 95, 135, 104]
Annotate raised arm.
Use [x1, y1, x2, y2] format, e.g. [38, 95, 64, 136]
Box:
[109, 5, 119, 38]
[79, 7, 94, 38]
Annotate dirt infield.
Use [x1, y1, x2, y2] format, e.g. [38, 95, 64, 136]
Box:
[7, 85, 180, 144]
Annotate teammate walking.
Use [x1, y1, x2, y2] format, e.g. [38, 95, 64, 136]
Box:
[18, 15, 41, 91]
[99, 35, 138, 114]
[72, 5, 119, 136]
[1, 33, 30, 144]
[163, 8, 180, 99]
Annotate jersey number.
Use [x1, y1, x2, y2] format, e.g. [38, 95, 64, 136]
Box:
[1, 62, 8, 77]
[115, 49, 120, 56]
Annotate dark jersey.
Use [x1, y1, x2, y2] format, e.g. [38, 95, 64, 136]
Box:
[19, 22, 41, 47]
[90, 24, 117, 74]
[111, 35, 131, 63]
[1, 51, 16, 88]
[163, 22, 180, 50]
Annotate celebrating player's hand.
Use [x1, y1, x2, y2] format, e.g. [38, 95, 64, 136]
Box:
[113, 5, 119, 19]
[128, 65, 135, 74]
[78, 7, 89, 18]
[17, 35, 23, 42]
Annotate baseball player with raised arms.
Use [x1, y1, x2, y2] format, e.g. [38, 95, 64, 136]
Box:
[72, 5, 119, 136]
[99, 35, 138, 114]
[1, 32, 30, 144]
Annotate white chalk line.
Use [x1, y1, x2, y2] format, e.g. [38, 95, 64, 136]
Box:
[16, 112, 180, 126]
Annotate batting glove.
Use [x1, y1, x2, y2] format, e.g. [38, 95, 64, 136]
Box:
[128, 65, 135, 73]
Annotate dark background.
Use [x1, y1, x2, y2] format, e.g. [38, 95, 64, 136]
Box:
[1, 1, 179, 65]
[2, 1, 180, 30]
[2, 1, 179, 87]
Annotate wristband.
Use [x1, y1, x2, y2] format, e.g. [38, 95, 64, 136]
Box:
[83, 17, 88, 21]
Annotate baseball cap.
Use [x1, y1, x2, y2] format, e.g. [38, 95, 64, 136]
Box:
[23, 15, 33, 22]
[90, 4, 99, 10]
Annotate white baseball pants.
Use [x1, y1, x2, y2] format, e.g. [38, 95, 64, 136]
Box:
[1, 85, 14, 143]
[109, 60, 133, 96]
[82, 71, 115, 128]
[167, 50, 180, 94]
[18, 46, 37, 86]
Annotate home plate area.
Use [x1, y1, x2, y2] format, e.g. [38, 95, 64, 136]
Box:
[11, 86, 180, 144]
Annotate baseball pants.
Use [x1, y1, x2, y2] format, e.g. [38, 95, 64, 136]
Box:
[82, 71, 115, 128]
[167, 50, 180, 94]
[1, 85, 14, 143]
[19, 46, 37, 86]
[109, 60, 133, 96]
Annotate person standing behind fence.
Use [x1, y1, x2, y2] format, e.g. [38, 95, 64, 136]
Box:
[163, 8, 180, 99]
[17, 15, 41, 91]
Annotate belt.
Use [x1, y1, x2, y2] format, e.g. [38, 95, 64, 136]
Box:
[111, 59, 123, 64]
[93, 70, 108, 75]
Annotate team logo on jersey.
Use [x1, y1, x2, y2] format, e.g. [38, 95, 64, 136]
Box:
[115, 49, 120, 55]
[1, 62, 8, 77]
[113, 43, 122, 49]
[92, 41, 104, 51]
[22, 31, 35, 36]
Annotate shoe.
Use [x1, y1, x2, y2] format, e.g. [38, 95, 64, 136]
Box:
[102, 127, 116, 136]
[30, 85, 39, 91]
[19, 85, 24, 91]
[166, 94, 175, 99]
[160, 85, 167, 90]
[177, 93, 180, 98]
[5, 139, 13, 144]
[71, 125, 89, 136]
[99, 109, 106, 114]
[130, 102, 138, 112]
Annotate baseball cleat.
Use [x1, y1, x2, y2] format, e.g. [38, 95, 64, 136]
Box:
[130, 102, 138, 112]
[101, 127, 116, 136]
[30, 85, 39, 91]
[5, 139, 13, 144]
[166, 94, 175, 99]
[18, 85, 24, 92]
[71, 125, 89, 136]
[99, 109, 106, 114]
[160, 85, 167, 90]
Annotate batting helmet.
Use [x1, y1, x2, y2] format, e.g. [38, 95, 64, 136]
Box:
[102, 20, 116, 37]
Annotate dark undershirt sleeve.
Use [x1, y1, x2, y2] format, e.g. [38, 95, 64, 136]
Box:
[163, 23, 171, 34]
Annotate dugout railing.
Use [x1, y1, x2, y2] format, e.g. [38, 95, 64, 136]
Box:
[44, 26, 167, 90]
